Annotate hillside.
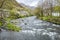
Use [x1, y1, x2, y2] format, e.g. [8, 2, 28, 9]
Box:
[0, 0, 32, 17]
[0, 0, 25, 10]
[0, 0, 31, 31]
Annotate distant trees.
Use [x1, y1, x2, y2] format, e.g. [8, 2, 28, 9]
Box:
[33, 0, 53, 17]
[33, 0, 60, 17]
[56, 0, 60, 4]
[53, 6, 60, 12]
[54, 0, 60, 16]
[54, 0, 60, 11]
[48, 0, 53, 16]
[33, 6, 44, 17]
[33, 0, 44, 17]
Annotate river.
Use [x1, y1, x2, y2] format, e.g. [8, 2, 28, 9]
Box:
[0, 16, 60, 40]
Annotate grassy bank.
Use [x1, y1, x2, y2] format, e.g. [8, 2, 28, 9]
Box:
[39, 16, 60, 25]
[0, 17, 22, 32]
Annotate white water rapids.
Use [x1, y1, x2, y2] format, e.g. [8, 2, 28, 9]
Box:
[0, 16, 60, 40]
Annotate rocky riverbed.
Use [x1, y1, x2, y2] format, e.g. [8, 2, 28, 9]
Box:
[0, 16, 60, 40]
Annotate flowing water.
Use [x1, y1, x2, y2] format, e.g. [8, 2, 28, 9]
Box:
[0, 16, 60, 40]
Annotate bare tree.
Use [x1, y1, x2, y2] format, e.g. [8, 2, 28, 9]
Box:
[47, 0, 53, 17]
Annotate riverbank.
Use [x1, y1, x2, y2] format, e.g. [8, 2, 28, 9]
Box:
[38, 16, 60, 25]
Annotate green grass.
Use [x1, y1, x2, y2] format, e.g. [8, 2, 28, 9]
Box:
[0, 17, 22, 32]
[39, 16, 60, 25]
[6, 23, 21, 32]
[5, 18, 22, 32]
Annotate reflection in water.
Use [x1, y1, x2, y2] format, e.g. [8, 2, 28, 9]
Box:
[0, 16, 60, 40]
